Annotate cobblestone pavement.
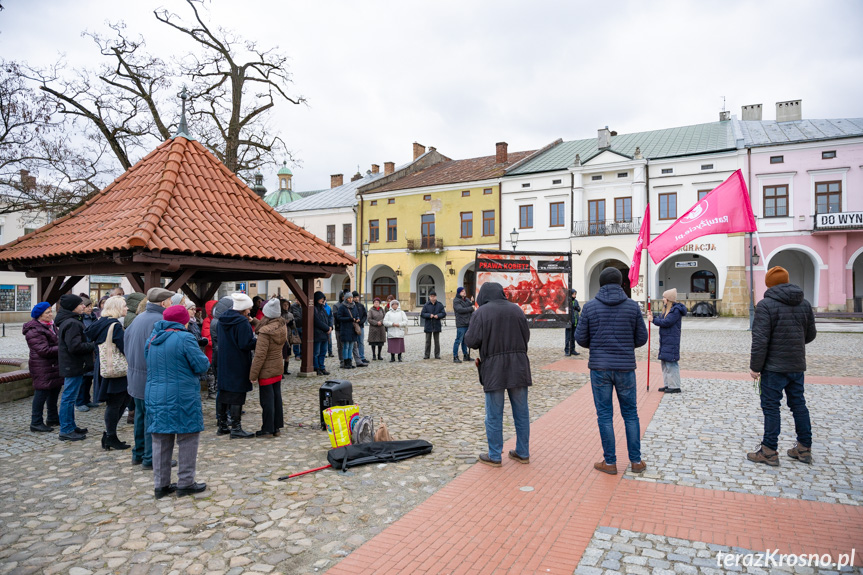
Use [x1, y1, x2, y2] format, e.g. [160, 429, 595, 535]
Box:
[623, 378, 863, 506]
[574, 527, 861, 575]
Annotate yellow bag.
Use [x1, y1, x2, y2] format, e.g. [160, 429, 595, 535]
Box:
[323, 405, 359, 448]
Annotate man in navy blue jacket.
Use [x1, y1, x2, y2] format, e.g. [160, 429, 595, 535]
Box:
[575, 267, 648, 475]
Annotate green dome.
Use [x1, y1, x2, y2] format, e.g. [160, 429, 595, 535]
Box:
[277, 161, 293, 176]
[264, 188, 303, 208]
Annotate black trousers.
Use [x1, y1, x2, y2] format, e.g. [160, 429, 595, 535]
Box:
[424, 332, 440, 358]
[32, 388, 61, 426]
[259, 382, 284, 433]
[104, 391, 129, 435]
[564, 326, 577, 354]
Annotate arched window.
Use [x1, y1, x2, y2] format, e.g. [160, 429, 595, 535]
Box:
[691, 270, 716, 298]
[373, 277, 397, 302]
[417, 274, 435, 306]
[342, 277, 351, 293]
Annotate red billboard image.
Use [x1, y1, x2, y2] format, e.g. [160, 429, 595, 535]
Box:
[475, 250, 572, 327]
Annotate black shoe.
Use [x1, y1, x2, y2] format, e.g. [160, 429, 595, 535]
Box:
[434, 356, 441, 360]
[453, 357, 462, 363]
[132, 458, 142, 466]
[315, 369, 323, 375]
[423, 356, 430, 360]
[565, 352, 571, 357]
[104, 434, 131, 450]
[59, 431, 86, 441]
[229, 405, 255, 439]
[141, 462, 153, 470]
[101, 431, 108, 449]
[665, 388, 682, 394]
[327, 353, 335, 358]
[573, 351, 580, 355]
[390, 355, 396, 362]
[30, 424, 53, 433]
[154, 483, 177, 499]
[321, 369, 330, 375]
[255, 430, 274, 437]
[177, 482, 207, 497]
[171, 459, 178, 467]
[464, 355, 472, 361]
[657, 387, 668, 392]
[46, 419, 60, 427]
[75, 427, 88, 435]
[357, 361, 368, 368]
[398, 354, 403, 362]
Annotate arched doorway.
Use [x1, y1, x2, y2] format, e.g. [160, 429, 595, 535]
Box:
[768, 249, 817, 306]
[458, 262, 476, 299]
[342, 277, 351, 294]
[373, 277, 397, 301]
[410, 263, 445, 309]
[853, 249, 863, 312]
[417, 274, 436, 306]
[656, 254, 720, 301]
[588, 259, 631, 299]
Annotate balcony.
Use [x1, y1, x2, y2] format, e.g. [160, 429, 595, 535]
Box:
[406, 237, 444, 252]
[573, 217, 641, 237]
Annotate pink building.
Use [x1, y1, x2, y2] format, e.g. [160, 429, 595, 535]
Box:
[739, 106, 863, 311]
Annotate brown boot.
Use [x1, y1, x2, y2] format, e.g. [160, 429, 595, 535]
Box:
[630, 461, 647, 474]
[747, 444, 779, 466]
[787, 443, 812, 464]
[594, 460, 617, 475]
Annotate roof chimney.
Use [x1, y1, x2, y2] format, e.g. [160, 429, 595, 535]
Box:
[776, 99, 802, 122]
[384, 162, 395, 176]
[741, 104, 762, 121]
[413, 142, 426, 160]
[597, 127, 611, 149]
[351, 172, 363, 182]
[371, 164, 380, 174]
[495, 142, 508, 164]
[330, 174, 343, 188]
[719, 111, 731, 121]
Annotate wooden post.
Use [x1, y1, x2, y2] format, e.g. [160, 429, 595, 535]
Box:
[302, 275, 315, 376]
[144, 270, 162, 291]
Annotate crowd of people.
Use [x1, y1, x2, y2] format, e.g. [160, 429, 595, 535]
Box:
[23, 264, 817, 495]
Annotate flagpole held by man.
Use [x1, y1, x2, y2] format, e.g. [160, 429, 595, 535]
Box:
[629, 204, 650, 390]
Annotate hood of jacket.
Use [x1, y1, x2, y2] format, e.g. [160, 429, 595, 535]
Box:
[54, 308, 82, 329]
[23, 318, 53, 337]
[212, 297, 233, 320]
[669, 302, 688, 317]
[126, 293, 146, 313]
[256, 316, 287, 343]
[594, 284, 629, 306]
[205, 300, 217, 318]
[85, 316, 121, 343]
[219, 308, 251, 327]
[765, 283, 805, 306]
[476, 282, 506, 306]
[148, 320, 189, 346]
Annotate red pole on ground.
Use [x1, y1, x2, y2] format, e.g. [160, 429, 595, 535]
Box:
[278, 464, 332, 481]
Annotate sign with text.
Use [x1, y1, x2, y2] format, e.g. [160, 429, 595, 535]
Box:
[816, 211, 863, 229]
[675, 261, 698, 268]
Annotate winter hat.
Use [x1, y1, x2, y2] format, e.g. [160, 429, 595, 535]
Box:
[429, 290, 437, 296]
[147, 287, 174, 303]
[662, 288, 678, 302]
[352, 290, 360, 298]
[59, 294, 83, 311]
[183, 299, 197, 312]
[163, 304, 190, 326]
[456, 287, 465, 296]
[31, 301, 52, 319]
[170, 293, 186, 306]
[765, 266, 790, 288]
[390, 299, 400, 309]
[599, 267, 623, 287]
[231, 292, 254, 311]
[343, 291, 353, 300]
[79, 296, 92, 307]
[314, 291, 326, 303]
[263, 297, 282, 318]
[373, 297, 381, 303]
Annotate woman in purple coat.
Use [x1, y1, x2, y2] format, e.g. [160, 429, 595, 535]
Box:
[24, 302, 64, 432]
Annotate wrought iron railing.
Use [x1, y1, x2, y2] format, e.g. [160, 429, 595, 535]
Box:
[573, 217, 641, 237]
[406, 237, 444, 251]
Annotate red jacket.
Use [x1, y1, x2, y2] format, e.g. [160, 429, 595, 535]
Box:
[202, 300, 217, 362]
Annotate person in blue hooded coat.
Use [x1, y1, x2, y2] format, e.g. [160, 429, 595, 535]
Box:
[216, 293, 257, 438]
[145, 305, 210, 499]
[648, 288, 687, 393]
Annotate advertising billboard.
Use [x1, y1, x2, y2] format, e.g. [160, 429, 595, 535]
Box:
[474, 250, 572, 327]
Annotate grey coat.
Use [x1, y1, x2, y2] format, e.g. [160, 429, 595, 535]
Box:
[453, 295, 475, 328]
[124, 302, 165, 399]
[367, 306, 387, 343]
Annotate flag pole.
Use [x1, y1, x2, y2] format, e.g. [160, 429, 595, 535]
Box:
[646, 250, 651, 392]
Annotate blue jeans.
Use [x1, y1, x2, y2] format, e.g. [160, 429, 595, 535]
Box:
[356, 328, 366, 360]
[314, 341, 328, 370]
[327, 332, 333, 355]
[484, 387, 530, 462]
[342, 341, 354, 361]
[133, 397, 152, 466]
[293, 329, 302, 360]
[453, 327, 468, 358]
[590, 370, 641, 465]
[760, 371, 811, 451]
[59, 376, 84, 434]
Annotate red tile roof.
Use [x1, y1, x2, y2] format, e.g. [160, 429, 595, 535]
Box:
[0, 137, 356, 266]
[365, 149, 536, 194]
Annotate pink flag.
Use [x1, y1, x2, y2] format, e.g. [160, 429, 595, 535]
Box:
[628, 204, 650, 287]
[648, 169, 756, 264]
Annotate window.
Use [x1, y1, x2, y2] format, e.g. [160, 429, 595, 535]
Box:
[698, 189, 711, 201]
[519, 205, 533, 229]
[460, 212, 473, 238]
[661, 168, 673, 174]
[423, 194, 431, 201]
[770, 155, 784, 164]
[421, 214, 435, 248]
[552, 179, 562, 185]
[387, 218, 397, 242]
[372, 277, 397, 301]
[591, 175, 602, 181]
[550, 202, 565, 227]
[369, 219, 379, 242]
[617, 172, 628, 178]
[388, 198, 395, 204]
[822, 150, 836, 159]
[370, 200, 377, 206]
[614, 197, 632, 222]
[0, 284, 32, 312]
[763, 185, 788, 218]
[326, 225, 335, 245]
[658, 193, 677, 220]
[521, 183, 530, 188]
[588, 199, 605, 235]
[482, 210, 495, 236]
[691, 270, 716, 298]
[700, 164, 713, 170]
[483, 188, 492, 195]
[462, 190, 470, 197]
[342, 223, 352, 245]
[24, 228, 36, 235]
[815, 181, 841, 214]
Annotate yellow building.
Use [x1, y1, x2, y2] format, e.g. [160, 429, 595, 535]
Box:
[358, 142, 536, 310]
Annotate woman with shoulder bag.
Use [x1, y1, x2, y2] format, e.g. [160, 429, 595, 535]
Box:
[383, 300, 408, 362]
[85, 296, 131, 450]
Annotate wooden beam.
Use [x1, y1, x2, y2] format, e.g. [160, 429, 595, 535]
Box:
[125, 273, 145, 294]
[281, 273, 307, 307]
[180, 284, 204, 308]
[202, 281, 221, 302]
[165, 268, 196, 293]
[144, 270, 162, 291]
[301, 276, 314, 375]
[39, 276, 62, 303]
[132, 252, 347, 276]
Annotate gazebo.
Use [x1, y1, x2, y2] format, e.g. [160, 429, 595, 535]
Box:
[0, 132, 355, 375]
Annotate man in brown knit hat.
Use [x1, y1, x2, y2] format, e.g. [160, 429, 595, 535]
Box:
[748, 265, 816, 466]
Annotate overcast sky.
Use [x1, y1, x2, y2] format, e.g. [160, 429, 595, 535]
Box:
[2, 0, 862, 192]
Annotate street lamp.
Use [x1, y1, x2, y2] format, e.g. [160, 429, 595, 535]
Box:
[362, 239, 370, 306]
[748, 233, 760, 330]
[510, 228, 519, 251]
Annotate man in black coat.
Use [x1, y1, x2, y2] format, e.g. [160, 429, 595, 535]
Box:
[748, 266, 817, 466]
[421, 291, 446, 359]
[289, 299, 303, 361]
[452, 287, 474, 363]
[564, 289, 581, 356]
[216, 293, 258, 439]
[351, 291, 369, 366]
[56, 294, 96, 441]
[464, 282, 531, 466]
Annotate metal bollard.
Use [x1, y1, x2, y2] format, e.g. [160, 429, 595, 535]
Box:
[1, 323, 5, 337]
